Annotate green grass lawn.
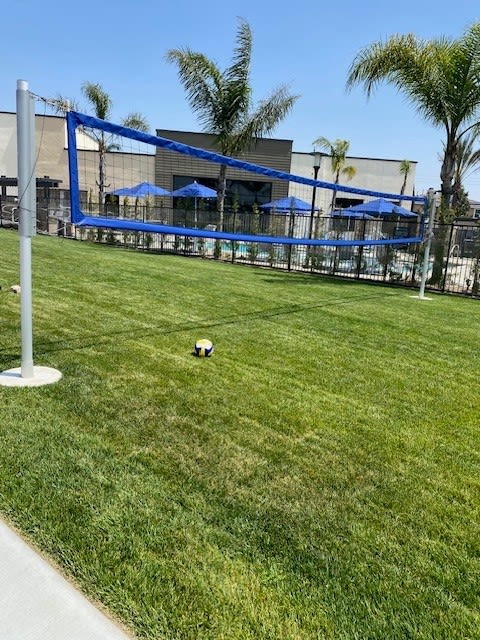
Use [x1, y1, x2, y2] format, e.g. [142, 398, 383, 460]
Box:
[0, 229, 479, 639]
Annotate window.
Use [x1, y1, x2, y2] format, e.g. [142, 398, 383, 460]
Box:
[172, 176, 272, 212]
[335, 197, 364, 210]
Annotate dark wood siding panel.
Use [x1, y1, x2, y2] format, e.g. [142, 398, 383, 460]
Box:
[155, 130, 292, 201]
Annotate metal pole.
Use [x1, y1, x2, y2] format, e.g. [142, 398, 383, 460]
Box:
[309, 168, 319, 239]
[17, 79, 35, 378]
[418, 188, 436, 300]
[309, 153, 322, 239]
[0, 81, 61, 387]
[287, 209, 295, 271]
[28, 93, 36, 233]
[356, 216, 367, 279]
[442, 222, 455, 293]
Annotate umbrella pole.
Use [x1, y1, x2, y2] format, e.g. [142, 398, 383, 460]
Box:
[194, 198, 198, 252]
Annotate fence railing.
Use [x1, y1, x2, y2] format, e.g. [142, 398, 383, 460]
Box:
[28, 202, 480, 298]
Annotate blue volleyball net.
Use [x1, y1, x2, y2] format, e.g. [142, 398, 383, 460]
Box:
[67, 111, 427, 250]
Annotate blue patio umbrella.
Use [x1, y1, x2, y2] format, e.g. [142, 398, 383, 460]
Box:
[342, 198, 417, 218]
[332, 210, 374, 219]
[170, 181, 217, 199]
[109, 181, 170, 197]
[331, 209, 374, 232]
[170, 181, 217, 229]
[260, 196, 318, 214]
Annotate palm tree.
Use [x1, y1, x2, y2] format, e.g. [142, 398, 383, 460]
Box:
[399, 159, 411, 200]
[166, 19, 298, 231]
[450, 132, 480, 213]
[312, 137, 356, 211]
[55, 83, 149, 206]
[346, 23, 480, 218]
[81, 83, 149, 205]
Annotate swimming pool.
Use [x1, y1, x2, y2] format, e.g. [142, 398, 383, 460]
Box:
[205, 240, 254, 257]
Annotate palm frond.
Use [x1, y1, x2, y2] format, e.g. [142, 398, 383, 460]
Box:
[453, 131, 480, 181]
[312, 137, 334, 154]
[346, 34, 421, 97]
[244, 85, 299, 137]
[166, 48, 223, 131]
[81, 82, 112, 120]
[167, 21, 297, 160]
[225, 18, 252, 86]
[341, 166, 357, 181]
[312, 137, 353, 178]
[122, 112, 149, 133]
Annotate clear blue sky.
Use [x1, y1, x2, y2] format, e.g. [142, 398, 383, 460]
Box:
[3, 0, 480, 199]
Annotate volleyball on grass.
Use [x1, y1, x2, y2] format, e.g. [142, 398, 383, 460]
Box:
[194, 338, 214, 357]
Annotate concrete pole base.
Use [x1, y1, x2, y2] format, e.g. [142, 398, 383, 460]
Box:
[0, 366, 62, 387]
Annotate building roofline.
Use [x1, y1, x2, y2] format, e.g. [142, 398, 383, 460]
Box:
[0, 110, 65, 120]
[292, 150, 418, 164]
[0, 111, 416, 163]
[156, 128, 293, 144]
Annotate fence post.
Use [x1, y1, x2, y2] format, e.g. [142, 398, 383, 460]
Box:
[418, 188, 436, 299]
[442, 222, 455, 293]
[356, 217, 367, 279]
[231, 208, 237, 264]
[287, 209, 295, 271]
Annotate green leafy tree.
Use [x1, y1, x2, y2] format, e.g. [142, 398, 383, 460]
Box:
[166, 19, 298, 231]
[346, 24, 480, 216]
[312, 137, 356, 211]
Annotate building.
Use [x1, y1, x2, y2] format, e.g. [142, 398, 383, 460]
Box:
[470, 200, 480, 219]
[290, 152, 417, 214]
[0, 111, 427, 227]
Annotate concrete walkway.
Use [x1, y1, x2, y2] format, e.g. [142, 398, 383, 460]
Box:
[0, 517, 133, 639]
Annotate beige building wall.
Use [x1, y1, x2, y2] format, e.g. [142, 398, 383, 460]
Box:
[0, 113, 155, 202]
[0, 113, 18, 177]
[0, 112, 418, 215]
[75, 151, 154, 201]
[290, 152, 418, 214]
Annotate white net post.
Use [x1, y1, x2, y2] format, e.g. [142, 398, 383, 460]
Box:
[0, 81, 62, 387]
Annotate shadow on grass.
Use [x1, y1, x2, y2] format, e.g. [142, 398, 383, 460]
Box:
[256, 270, 402, 290]
[0, 354, 24, 372]
[0, 289, 396, 360]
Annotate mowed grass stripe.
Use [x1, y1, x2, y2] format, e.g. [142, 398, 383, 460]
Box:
[0, 230, 479, 639]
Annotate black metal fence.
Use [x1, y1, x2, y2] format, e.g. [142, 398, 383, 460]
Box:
[5, 199, 480, 298]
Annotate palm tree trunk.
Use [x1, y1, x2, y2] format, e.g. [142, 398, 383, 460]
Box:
[98, 133, 107, 210]
[217, 163, 227, 231]
[98, 149, 106, 208]
[429, 223, 447, 286]
[399, 160, 410, 205]
[330, 170, 340, 211]
[451, 176, 462, 209]
[431, 134, 456, 285]
[330, 189, 337, 212]
[440, 134, 456, 214]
